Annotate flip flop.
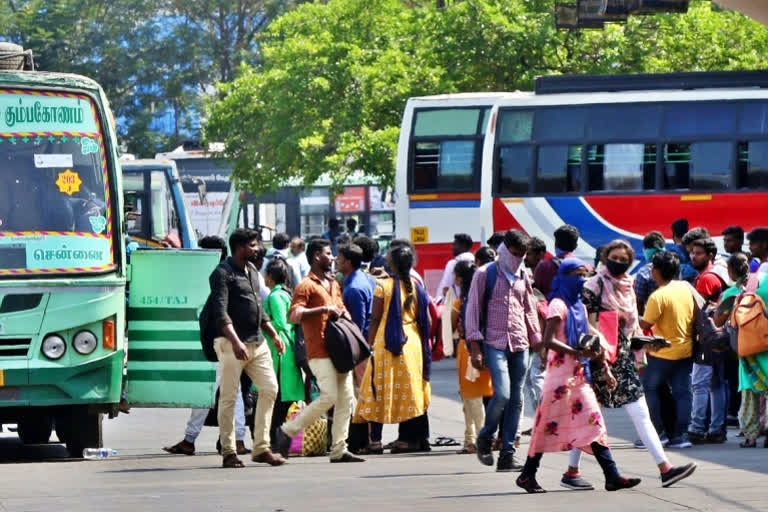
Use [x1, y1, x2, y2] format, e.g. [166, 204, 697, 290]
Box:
[431, 436, 460, 447]
[162, 441, 195, 455]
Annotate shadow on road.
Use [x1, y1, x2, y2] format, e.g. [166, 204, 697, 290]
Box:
[0, 436, 75, 463]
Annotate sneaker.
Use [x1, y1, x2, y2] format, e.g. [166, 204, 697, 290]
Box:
[667, 437, 692, 449]
[687, 431, 707, 445]
[560, 473, 595, 491]
[634, 434, 668, 450]
[706, 432, 727, 444]
[661, 462, 697, 488]
[496, 452, 523, 472]
[476, 435, 494, 467]
[605, 476, 642, 492]
[660, 434, 670, 447]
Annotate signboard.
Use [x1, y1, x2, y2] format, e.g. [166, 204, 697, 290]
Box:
[410, 226, 429, 244]
[0, 91, 99, 133]
[335, 186, 366, 212]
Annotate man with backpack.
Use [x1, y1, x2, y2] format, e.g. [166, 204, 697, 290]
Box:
[465, 229, 541, 472]
[209, 228, 286, 468]
[687, 238, 728, 444]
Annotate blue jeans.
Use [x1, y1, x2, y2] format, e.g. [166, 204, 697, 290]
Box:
[478, 345, 528, 456]
[641, 356, 693, 440]
[690, 361, 727, 435]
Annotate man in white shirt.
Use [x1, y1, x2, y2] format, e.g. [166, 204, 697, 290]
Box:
[289, 236, 310, 280]
[436, 233, 475, 301]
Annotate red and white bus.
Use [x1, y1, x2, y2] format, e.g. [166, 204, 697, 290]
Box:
[395, 72, 768, 295]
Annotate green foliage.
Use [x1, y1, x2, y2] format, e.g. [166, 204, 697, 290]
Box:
[209, 0, 768, 195]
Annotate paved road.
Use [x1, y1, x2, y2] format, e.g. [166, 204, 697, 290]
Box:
[0, 359, 765, 512]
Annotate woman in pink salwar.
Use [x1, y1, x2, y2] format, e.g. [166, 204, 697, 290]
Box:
[516, 258, 641, 494]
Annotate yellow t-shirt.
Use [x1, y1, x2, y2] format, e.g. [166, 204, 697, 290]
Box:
[642, 280, 695, 361]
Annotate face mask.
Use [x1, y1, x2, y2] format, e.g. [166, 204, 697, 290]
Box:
[606, 259, 631, 277]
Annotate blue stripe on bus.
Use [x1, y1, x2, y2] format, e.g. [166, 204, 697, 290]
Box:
[410, 200, 480, 209]
[545, 197, 644, 255]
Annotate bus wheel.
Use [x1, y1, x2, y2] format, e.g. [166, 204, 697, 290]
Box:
[64, 407, 103, 458]
[17, 415, 53, 445]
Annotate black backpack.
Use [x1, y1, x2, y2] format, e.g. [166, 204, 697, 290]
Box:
[199, 261, 234, 362]
[324, 316, 371, 373]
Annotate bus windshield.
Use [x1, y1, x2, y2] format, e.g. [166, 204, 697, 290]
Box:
[0, 89, 114, 276]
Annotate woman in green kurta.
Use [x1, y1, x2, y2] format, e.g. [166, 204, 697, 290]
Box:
[263, 259, 305, 443]
[715, 253, 768, 448]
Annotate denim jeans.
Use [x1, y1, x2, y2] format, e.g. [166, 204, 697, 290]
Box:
[641, 356, 693, 440]
[523, 351, 546, 416]
[690, 360, 727, 435]
[478, 345, 528, 456]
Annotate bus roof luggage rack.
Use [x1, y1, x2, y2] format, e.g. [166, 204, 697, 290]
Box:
[0, 42, 35, 71]
[535, 70, 768, 95]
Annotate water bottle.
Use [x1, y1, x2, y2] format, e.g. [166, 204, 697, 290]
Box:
[82, 448, 117, 459]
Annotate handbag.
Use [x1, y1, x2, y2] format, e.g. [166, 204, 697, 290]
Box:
[324, 316, 371, 373]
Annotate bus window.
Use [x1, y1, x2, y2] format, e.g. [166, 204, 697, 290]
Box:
[587, 104, 662, 140]
[663, 103, 737, 138]
[534, 108, 586, 142]
[737, 141, 768, 189]
[413, 140, 476, 190]
[498, 145, 533, 194]
[663, 142, 732, 190]
[587, 144, 655, 191]
[409, 107, 487, 192]
[150, 171, 180, 243]
[498, 110, 533, 143]
[536, 145, 582, 193]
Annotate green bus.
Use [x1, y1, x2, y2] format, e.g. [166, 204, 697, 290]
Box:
[0, 46, 218, 456]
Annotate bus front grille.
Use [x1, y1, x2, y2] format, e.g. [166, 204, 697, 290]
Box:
[0, 338, 31, 357]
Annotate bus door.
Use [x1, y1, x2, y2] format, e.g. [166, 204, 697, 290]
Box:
[123, 169, 184, 248]
[125, 249, 219, 408]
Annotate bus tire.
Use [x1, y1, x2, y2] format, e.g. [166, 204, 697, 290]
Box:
[64, 407, 103, 458]
[17, 415, 53, 445]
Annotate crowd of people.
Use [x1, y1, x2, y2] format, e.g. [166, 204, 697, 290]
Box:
[160, 216, 768, 495]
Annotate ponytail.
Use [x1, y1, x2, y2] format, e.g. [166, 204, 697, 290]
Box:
[390, 245, 415, 309]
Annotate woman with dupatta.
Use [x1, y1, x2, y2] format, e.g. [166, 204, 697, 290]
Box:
[355, 244, 432, 454]
[516, 258, 640, 494]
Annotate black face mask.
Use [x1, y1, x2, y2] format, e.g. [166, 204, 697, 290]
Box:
[605, 259, 631, 277]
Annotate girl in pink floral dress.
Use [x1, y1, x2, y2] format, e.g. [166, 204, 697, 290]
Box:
[516, 258, 640, 494]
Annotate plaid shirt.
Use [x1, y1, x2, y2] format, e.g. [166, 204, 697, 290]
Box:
[634, 263, 657, 316]
[465, 264, 541, 352]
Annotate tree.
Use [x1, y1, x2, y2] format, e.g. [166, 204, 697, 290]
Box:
[206, 0, 768, 194]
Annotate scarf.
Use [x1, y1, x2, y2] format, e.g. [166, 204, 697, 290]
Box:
[586, 266, 640, 337]
[497, 243, 523, 280]
[384, 276, 432, 381]
[549, 257, 591, 380]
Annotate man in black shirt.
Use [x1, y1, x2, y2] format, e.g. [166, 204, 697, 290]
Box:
[210, 228, 285, 468]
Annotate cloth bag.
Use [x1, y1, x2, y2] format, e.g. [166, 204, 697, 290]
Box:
[286, 402, 328, 457]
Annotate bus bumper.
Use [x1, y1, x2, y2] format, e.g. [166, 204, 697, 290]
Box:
[0, 349, 124, 412]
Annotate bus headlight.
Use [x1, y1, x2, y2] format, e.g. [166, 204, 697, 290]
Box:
[73, 330, 98, 355]
[41, 335, 66, 360]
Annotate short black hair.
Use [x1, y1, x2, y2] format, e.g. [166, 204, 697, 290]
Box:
[389, 238, 414, 251]
[671, 218, 689, 239]
[346, 218, 357, 229]
[475, 246, 497, 266]
[272, 232, 290, 250]
[329, 218, 340, 229]
[265, 258, 289, 287]
[690, 237, 717, 259]
[642, 231, 666, 250]
[229, 228, 259, 256]
[306, 237, 331, 263]
[454, 233, 473, 252]
[486, 232, 505, 248]
[652, 250, 680, 281]
[338, 243, 364, 270]
[682, 227, 710, 247]
[199, 235, 228, 260]
[454, 259, 477, 300]
[353, 235, 379, 262]
[747, 227, 768, 244]
[722, 225, 744, 242]
[527, 236, 547, 254]
[554, 224, 579, 252]
[503, 229, 529, 251]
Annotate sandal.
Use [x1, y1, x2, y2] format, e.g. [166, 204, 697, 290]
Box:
[457, 443, 477, 454]
[359, 442, 384, 455]
[222, 454, 245, 468]
[739, 439, 757, 448]
[162, 440, 195, 455]
[431, 436, 460, 447]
